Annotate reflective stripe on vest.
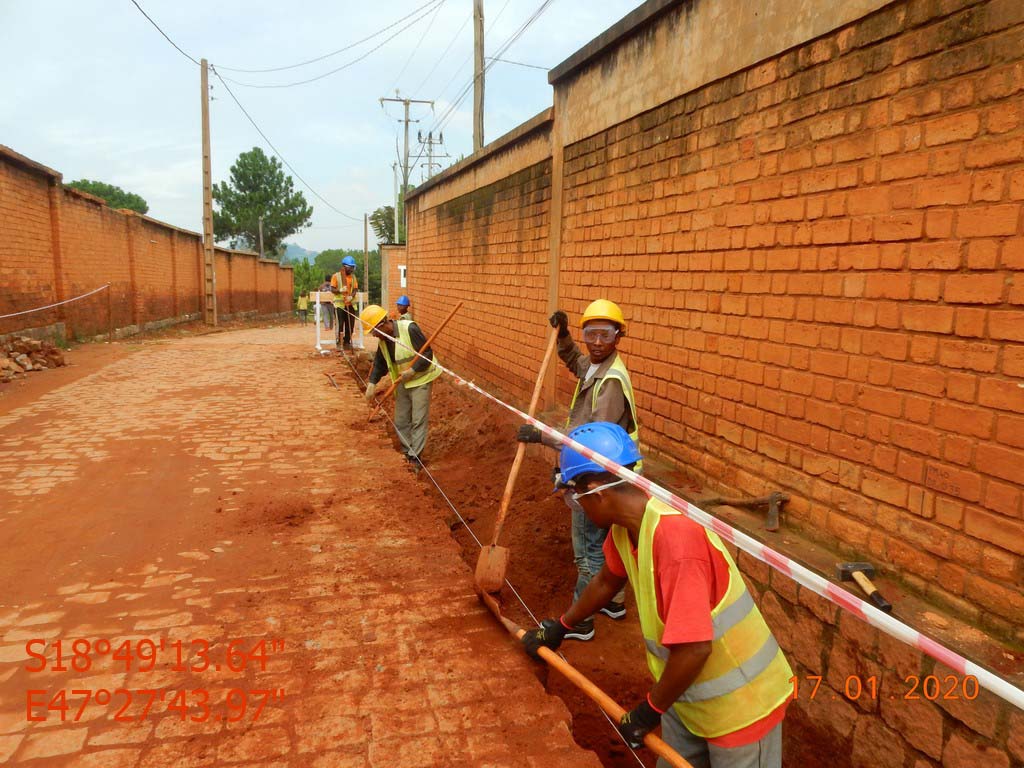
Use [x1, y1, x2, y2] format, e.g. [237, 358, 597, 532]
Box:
[567, 353, 640, 445]
[612, 498, 793, 738]
[380, 318, 441, 389]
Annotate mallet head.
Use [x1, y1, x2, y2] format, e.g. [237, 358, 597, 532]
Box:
[836, 562, 876, 581]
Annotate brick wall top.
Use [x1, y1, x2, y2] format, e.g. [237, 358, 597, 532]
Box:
[0, 144, 61, 181]
[551, 0, 895, 147]
[407, 108, 553, 210]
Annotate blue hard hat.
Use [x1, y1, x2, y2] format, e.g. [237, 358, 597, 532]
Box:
[342, 256, 357, 268]
[559, 422, 641, 486]
[396, 295, 410, 307]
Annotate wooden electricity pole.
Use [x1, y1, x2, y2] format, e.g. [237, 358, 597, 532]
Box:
[363, 213, 369, 302]
[200, 58, 217, 325]
[380, 96, 433, 244]
[473, 0, 485, 152]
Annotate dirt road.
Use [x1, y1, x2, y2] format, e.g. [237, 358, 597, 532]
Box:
[0, 326, 602, 767]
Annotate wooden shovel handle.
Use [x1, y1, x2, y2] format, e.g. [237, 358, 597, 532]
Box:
[368, 301, 463, 420]
[478, 592, 692, 768]
[489, 326, 561, 546]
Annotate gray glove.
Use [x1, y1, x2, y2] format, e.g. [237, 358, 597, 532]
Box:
[400, 367, 417, 382]
[364, 382, 376, 402]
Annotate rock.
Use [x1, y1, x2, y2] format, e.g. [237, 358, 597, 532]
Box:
[14, 354, 31, 368]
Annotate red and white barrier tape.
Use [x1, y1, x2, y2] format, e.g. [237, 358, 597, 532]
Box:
[0, 284, 111, 320]
[364, 321, 1024, 711]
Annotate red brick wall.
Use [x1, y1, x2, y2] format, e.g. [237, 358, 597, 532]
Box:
[0, 160, 58, 334]
[557, 0, 1024, 638]
[405, 2, 1024, 764]
[408, 160, 553, 403]
[1, 146, 294, 338]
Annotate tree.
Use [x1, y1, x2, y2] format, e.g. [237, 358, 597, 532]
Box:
[316, 248, 382, 304]
[67, 180, 148, 214]
[370, 205, 396, 244]
[291, 257, 321, 300]
[213, 147, 312, 258]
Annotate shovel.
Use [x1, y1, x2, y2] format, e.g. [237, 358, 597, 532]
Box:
[367, 301, 463, 420]
[477, 590, 693, 768]
[475, 326, 560, 593]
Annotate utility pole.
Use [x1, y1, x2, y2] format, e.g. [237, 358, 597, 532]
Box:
[417, 131, 450, 181]
[392, 162, 399, 245]
[200, 58, 217, 325]
[473, 0, 484, 152]
[257, 216, 264, 259]
[380, 95, 433, 244]
[363, 213, 369, 302]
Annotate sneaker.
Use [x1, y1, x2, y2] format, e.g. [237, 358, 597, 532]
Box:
[563, 618, 595, 641]
[600, 601, 626, 620]
[405, 455, 421, 473]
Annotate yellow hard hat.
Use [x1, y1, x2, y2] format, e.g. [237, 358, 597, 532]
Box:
[359, 304, 388, 332]
[581, 299, 626, 331]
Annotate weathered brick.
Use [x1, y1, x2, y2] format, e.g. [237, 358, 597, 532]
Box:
[943, 274, 1006, 304]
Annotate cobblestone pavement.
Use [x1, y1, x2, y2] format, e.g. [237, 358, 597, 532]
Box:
[0, 326, 601, 767]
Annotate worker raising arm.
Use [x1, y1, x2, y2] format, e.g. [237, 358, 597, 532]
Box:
[523, 423, 793, 768]
[516, 299, 640, 639]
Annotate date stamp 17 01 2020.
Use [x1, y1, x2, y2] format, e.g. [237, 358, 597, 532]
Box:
[791, 674, 980, 702]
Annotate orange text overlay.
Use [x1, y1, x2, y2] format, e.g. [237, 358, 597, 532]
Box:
[26, 687, 285, 724]
[25, 637, 285, 674]
[790, 674, 980, 702]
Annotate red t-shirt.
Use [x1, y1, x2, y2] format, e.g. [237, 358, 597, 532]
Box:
[603, 514, 788, 747]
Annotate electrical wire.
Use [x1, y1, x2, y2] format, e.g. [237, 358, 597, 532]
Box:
[210, 67, 362, 222]
[412, 10, 471, 94]
[486, 56, 548, 70]
[392, 0, 448, 91]
[128, 0, 199, 66]
[214, 0, 443, 73]
[332, 335, 644, 765]
[215, 2, 442, 89]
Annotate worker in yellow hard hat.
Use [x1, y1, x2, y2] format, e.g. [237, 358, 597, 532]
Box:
[516, 298, 640, 641]
[359, 304, 442, 470]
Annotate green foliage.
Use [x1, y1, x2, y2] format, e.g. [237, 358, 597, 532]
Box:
[315, 248, 381, 304]
[67, 179, 149, 214]
[369, 186, 408, 244]
[212, 147, 312, 258]
[291, 258, 321, 300]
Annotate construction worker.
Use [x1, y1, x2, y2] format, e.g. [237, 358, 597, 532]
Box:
[359, 304, 441, 469]
[524, 422, 792, 768]
[331, 256, 359, 348]
[396, 294, 411, 319]
[317, 275, 333, 330]
[517, 299, 639, 640]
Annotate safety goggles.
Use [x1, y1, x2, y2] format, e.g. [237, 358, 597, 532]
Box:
[570, 478, 628, 502]
[582, 324, 618, 344]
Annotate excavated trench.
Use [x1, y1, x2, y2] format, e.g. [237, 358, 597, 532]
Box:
[341, 355, 845, 768]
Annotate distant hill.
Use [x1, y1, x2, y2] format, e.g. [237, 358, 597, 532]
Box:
[280, 243, 318, 264]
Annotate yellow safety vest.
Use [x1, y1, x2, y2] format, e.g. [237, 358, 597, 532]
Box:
[379, 318, 442, 389]
[568, 353, 641, 470]
[612, 498, 793, 738]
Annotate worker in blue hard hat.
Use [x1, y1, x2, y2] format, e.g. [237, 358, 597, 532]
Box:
[523, 422, 792, 768]
[396, 295, 411, 319]
[516, 299, 640, 641]
[331, 256, 359, 348]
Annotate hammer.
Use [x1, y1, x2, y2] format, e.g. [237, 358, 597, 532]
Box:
[836, 562, 893, 613]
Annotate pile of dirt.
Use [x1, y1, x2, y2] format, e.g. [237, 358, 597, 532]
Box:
[1, 336, 66, 382]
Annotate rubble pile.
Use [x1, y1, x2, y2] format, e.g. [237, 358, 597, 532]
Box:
[1, 336, 66, 383]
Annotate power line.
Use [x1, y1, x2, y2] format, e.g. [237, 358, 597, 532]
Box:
[413, 10, 471, 94]
[487, 56, 548, 70]
[428, 0, 512, 107]
[210, 67, 362, 222]
[215, 0, 443, 73]
[392, 0, 448, 91]
[129, 0, 199, 66]
[215, 3, 443, 89]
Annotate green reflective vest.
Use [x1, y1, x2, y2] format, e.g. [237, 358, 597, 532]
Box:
[380, 317, 441, 389]
[612, 498, 793, 738]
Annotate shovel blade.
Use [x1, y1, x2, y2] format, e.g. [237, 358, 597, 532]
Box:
[475, 545, 510, 594]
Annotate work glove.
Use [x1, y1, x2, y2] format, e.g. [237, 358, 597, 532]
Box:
[400, 367, 417, 382]
[516, 425, 543, 444]
[618, 698, 662, 749]
[364, 382, 376, 402]
[549, 310, 569, 338]
[521, 618, 568, 660]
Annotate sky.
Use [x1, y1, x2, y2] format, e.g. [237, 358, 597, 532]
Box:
[1, 0, 640, 253]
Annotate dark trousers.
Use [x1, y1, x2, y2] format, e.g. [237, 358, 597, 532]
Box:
[336, 304, 355, 345]
[299, 309, 308, 325]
